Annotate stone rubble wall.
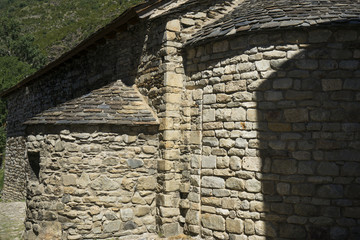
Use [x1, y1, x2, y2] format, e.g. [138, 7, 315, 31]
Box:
[185, 27, 360, 239]
[24, 125, 159, 240]
[2, 22, 146, 201]
[1, 136, 27, 201]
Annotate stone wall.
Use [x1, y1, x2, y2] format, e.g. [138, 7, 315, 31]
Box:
[2, 22, 147, 200]
[135, 0, 243, 236]
[184, 27, 360, 239]
[1, 136, 27, 200]
[24, 125, 159, 240]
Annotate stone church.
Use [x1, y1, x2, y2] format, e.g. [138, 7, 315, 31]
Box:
[1, 0, 360, 239]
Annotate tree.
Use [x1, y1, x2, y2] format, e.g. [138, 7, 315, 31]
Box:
[0, 17, 45, 159]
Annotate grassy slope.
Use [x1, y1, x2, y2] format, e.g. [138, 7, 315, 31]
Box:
[1, 0, 144, 61]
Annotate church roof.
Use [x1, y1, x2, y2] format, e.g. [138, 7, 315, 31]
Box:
[24, 81, 159, 126]
[187, 0, 360, 46]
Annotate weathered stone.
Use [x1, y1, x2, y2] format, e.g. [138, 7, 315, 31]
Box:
[127, 159, 144, 169]
[202, 214, 225, 231]
[137, 176, 157, 190]
[202, 155, 217, 169]
[166, 20, 181, 32]
[272, 159, 297, 174]
[226, 218, 243, 234]
[284, 108, 308, 122]
[202, 176, 225, 189]
[245, 179, 261, 193]
[309, 29, 332, 43]
[203, 109, 215, 122]
[226, 177, 245, 190]
[242, 157, 262, 172]
[103, 220, 122, 233]
[317, 184, 343, 198]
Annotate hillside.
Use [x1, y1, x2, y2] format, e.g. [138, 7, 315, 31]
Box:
[0, 0, 144, 62]
[0, 0, 144, 185]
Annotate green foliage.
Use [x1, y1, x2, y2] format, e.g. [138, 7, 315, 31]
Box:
[1, 0, 144, 60]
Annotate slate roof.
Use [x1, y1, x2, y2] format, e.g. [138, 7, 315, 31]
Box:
[24, 81, 159, 126]
[187, 0, 360, 46]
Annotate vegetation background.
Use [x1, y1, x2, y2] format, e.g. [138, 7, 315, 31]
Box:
[0, 0, 143, 193]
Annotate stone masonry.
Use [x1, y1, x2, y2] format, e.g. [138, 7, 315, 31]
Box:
[1, 0, 360, 239]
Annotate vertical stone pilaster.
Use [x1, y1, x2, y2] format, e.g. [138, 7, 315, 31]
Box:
[157, 19, 184, 237]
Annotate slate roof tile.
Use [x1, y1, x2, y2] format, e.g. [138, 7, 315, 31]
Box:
[187, 0, 360, 46]
[24, 80, 159, 126]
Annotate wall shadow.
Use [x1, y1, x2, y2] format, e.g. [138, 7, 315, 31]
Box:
[184, 27, 360, 239]
[256, 34, 360, 239]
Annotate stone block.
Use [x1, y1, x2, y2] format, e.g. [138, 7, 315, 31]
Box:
[161, 222, 181, 237]
[220, 139, 235, 149]
[201, 214, 225, 231]
[163, 130, 181, 141]
[317, 184, 343, 198]
[158, 160, 173, 171]
[309, 29, 332, 43]
[203, 109, 215, 122]
[226, 81, 246, 92]
[213, 40, 229, 53]
[255, 60, 270, 71]
[273, 78, 292, 89]
[202, 155, 216, 169]
[164, 180, 180, 192]
[295, 59, 318, 70]
[229, 156, 242, 170]
[231, 108, 246, 121]
[322, 79, 342, 91]
[334, 30, 357, 41]
[226, 177, 245, 190]
[103, 220, 122, 233]
[120, 208, 133, 221]
[272, 159, 297, 174]
[246, 109, 258, 121]
[62, 174, 77, 186]
[263, 50, 286, 59]
[204, 94, 216, 104]
[280, 224, 306, 239]
[226, 218, 243, 234]
[163, 149, 180, 160]
[127, 159, 144, 169]
[242, 157, 262, 172]
[276, 182, 290, 195]
[166, 20, 181, 32]
[244, 219, 255, 235]
[245, 179, 261, 193]
[264, 91, 283, 101]
[344, 207, 360, 218]
[202, 176, 225, 189]
[137, 176, 157, 190]
[268, 123, 292, 132]
[203, 137, 219, 147]
[160, 207, 180, 217]
[284, 108, 308, 122]
[292, 184, 315, 196]
[317, 162, 339, 176]
[233, 92, 253, 101]
[185, 210, 199, 225]
[341, 162, 360, 176]
[164, 72, 183, 87]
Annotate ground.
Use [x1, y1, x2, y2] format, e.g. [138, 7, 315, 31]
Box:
[0, 201, 26, 240]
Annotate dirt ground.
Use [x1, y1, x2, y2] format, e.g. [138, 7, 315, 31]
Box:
[0, 201, 26, 240]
